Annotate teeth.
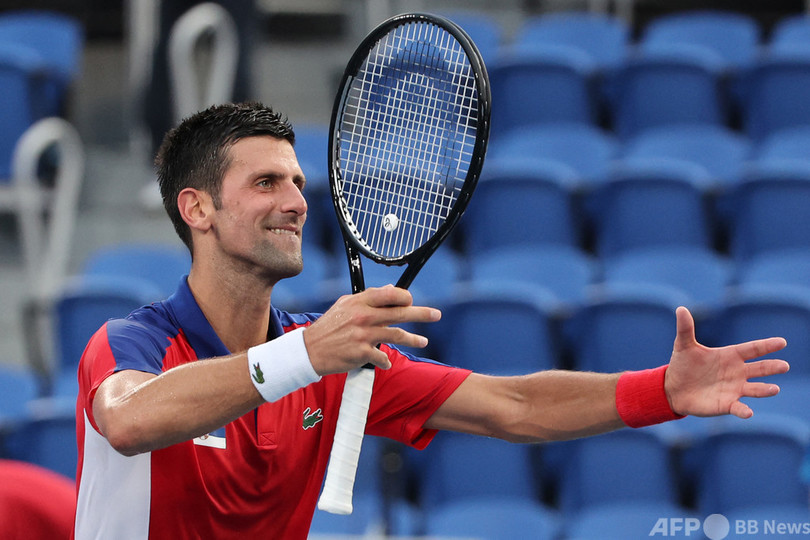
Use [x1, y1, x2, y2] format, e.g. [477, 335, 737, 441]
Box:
[270, 228, 296, 235]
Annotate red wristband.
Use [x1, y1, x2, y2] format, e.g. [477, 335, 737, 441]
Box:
[615, 365, 685, 428]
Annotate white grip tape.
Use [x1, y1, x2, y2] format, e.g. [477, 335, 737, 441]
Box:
[317, 367, 375, 515]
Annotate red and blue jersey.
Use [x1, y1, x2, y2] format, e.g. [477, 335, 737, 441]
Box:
[73, 278, 470, 539]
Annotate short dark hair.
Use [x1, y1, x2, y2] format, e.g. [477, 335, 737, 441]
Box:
[155, 102, 296, 251]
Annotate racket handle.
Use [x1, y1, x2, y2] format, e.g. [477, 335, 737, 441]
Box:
[318, 367, 375, 515]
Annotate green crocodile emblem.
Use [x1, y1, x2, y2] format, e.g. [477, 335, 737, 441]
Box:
[302, 407, 324, 430]
[252, 362, 265, 384]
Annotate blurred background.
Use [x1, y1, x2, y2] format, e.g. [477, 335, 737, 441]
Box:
[3, 0, 810, 538]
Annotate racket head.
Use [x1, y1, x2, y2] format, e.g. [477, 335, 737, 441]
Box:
[328, 12, 491, 272]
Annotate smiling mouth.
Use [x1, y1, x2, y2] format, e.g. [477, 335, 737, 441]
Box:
[269, 228, 299, 236]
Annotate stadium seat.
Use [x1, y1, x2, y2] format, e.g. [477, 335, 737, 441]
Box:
[50, 275, 161, 397]
[602, 246, 732, 314]
[709, 284, 810, 376]
[461, 159, 583, 255]
[587, 161, 715, 257]
[0, 10, 83, 118]
[0, 43, 47, 180]
[566, 501, 700, 540]
[5, 396, 77, 479]
[432, 285, 560, 375]
[424, 497, 560, 540]
[738, 53, 810, 141]
[753, 125, 810, 171]
[736, 249, 810, 293]
[606, 44, 728, 139]
[0, 364, 41, 434]
[419, 431, 539, 509]
[487, 48, 598, 137]
[691, 415, 809, 515]
[468, 245, 598, 311]
[566, 283, 687, 373]
[640, 10, 760, 71]
[81, 242, 190, 300]
[622, 124, 751, 189]
[770, 14, 810, 56]
[441, 10, 503, 65]
[558, 429, 679, 514]
[486, 123, 619, 190]
[726, 167, 810, 260]
[512, 11, 630, 72]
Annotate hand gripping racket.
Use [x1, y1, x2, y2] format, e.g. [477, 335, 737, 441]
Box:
[317, 12, 491, 515]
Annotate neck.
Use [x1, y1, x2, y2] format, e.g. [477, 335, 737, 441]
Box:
[187, 264, 274, 353]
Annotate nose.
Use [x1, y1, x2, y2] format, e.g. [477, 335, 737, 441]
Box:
[279, 179, 308, 218]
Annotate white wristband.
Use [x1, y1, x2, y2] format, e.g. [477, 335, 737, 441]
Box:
[247, 327, 321, 402]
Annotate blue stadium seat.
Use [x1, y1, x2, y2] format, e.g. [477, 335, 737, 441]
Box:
[512, 11, 630, 72]
[419, 431, 539, 509]
[558, 429, 679, 514]
[739, 53, 810, 142]
[567, 283, 687, 373]
[0, 10, 83, 118]
[691, 415, 810, 515]
[606, 44, 728, 139]
[0, 364, 41, 436]
[640, 10, 760, 71]
[487, 47, 598, 137]
[50, 275, 161, 398]
[81, 242, 190, 300]
[468, 245, 598, 311]
[587, 161, 715, 257]
[736, 249, 810, 293]
[770, 14, 810, 56]
[424, 497, 560, 540]
[5, 396, 77, 479]
[753, 125, 810, 171]
[0, 43, 47, 180]
[432, 285, 560, 375]
[486, 123, 619, 190]
[441, 10, 503, 65]
[602, 246, 732, 314]
[622, 124, 751, 189]
[461, 159, 583, 255]
[726, 167, 810, 260]
[566, 501, 700, 540]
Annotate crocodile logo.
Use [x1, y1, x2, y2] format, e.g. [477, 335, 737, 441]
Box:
[252, 362, 265, 384]
[302, 407, 324, 430]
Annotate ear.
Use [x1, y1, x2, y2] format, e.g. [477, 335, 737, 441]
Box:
[177, 187, 215, 235]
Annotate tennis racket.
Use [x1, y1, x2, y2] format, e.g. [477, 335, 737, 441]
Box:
[317, 12, 491, 515]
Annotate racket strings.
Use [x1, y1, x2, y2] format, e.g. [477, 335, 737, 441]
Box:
[338, 20, 480, 259]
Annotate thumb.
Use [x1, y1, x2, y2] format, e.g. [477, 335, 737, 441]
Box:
[673, 306, 697, 353]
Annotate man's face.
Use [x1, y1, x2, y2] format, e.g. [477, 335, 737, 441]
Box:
[211, 136, 307, 281]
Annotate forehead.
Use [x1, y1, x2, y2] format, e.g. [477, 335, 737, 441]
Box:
[225, 135, 297, 168]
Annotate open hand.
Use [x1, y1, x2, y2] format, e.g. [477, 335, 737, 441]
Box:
[665, 306, 790, 419]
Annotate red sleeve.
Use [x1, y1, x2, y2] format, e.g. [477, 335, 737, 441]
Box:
[365, 346, 471, 450]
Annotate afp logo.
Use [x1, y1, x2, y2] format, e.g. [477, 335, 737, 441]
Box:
[650, 514, 730, 539]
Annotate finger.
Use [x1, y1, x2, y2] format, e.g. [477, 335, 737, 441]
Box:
[380, 305, 442, 326]
[740, 381, 781, 399]
[672, 306, 696, 352]
[375, 326, 430, 350]
[729, 400, 754, 419]
[733, 336, 788, 361]
[363, 285, 414, 308]
[744, 358, 790, 379]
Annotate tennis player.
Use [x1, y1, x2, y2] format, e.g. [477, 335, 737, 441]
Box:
[72, 102, 789, 539]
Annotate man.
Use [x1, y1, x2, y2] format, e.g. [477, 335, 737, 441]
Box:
[73, 102, 789, 539]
